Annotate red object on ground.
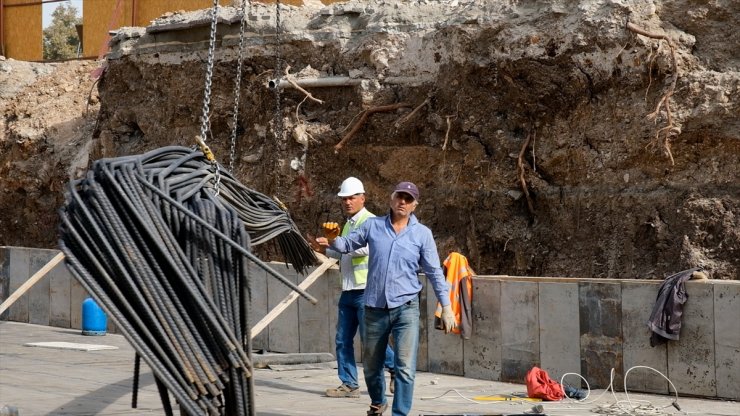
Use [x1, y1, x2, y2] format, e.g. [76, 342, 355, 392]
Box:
[525, 366, 565, 401]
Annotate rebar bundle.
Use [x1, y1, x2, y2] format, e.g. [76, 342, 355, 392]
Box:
[58, 146, 317, 416]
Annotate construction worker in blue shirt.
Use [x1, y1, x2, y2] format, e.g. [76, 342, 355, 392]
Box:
[311, 177, 396, 399]
[317, 181, 456, 416]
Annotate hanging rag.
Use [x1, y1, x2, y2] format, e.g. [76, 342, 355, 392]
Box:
[525, 366, 565, 401]
[434, 252, 474, 339]
[647, 267, 702, 347]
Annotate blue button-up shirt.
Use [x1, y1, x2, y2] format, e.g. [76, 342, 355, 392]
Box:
[330, 213, 451, 309]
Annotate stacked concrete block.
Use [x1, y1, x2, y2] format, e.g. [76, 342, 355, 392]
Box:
[266, 264, 301, 353]
[621, 281, 668, 394]
[0, 247, 92, 332]
[249, 263, 269, 351]
[416, 281, 429, 371]
[463, 278, 501, 381]
[426, 282, 464, 376]
[668, 282, 716, 396]
[579, 282, 623, 389]
[539, 282, 581, 385]
[500, 281, 539, 383]
[298, 265, 332, 354]
[3, 246, 739, 400]
[714, 284, 740, 399]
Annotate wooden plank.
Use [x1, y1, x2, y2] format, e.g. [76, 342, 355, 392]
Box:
[1, 249, 60, 317]
[252, 257, 337, 340]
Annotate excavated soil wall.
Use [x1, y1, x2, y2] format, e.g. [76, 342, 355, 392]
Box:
[1, 0, 738, 280]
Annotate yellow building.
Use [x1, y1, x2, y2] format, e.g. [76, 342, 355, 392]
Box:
[1, 0, 42, 60]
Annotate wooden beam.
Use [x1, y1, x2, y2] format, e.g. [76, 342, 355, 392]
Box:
[251, 254, 337, 339]
[0, 252, 65, 315]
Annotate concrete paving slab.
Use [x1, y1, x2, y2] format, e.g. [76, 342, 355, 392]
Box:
[1, 321, 738, 416]
[24, 341, 119, 351]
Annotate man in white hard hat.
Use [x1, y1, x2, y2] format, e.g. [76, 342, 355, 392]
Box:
[317, 181, 456, 416]
[312, 177, 396, 398]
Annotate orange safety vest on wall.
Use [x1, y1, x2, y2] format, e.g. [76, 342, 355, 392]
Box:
[434, 252, 474, 339]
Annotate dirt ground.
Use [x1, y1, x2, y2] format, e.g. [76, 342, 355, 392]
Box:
[1, 0, 737, 280]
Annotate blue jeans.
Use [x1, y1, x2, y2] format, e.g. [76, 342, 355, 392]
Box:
[363, 298, 420, 416]
[336, 290, 395, 389]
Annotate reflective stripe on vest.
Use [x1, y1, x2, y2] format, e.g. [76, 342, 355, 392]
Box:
[341, 209, 373, 285]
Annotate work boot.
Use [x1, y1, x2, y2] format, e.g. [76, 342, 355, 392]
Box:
[325, 384, 360, 398]
[389, 371, 396, 394]
[366, 402, 388, 415]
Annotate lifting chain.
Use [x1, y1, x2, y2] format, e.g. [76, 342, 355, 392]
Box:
[195, 0, 221, 195]
[273, 0, 284, 144]
[270, 0, 285, 199]
[197, 0, 221, 192]
[198, 0, 220, 154]
[228, 0, 251, 172]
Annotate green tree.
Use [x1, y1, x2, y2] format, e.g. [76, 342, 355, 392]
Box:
[42, 3, 81, 60]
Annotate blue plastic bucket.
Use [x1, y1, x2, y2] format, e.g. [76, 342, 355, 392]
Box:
[81, 297, 107, 336]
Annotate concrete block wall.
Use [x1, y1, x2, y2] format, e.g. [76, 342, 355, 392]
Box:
[420, 276, 740, 401]
[220, 260, 740, 401]
[0, 247, 118, 334]
[2, 246, 739, 400]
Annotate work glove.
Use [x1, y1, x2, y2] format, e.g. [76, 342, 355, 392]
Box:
[321, 222, 340, 242]
[440, 305, 456, 334]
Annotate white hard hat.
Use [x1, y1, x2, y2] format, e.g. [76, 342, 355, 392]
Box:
[337, 177, 365, 197]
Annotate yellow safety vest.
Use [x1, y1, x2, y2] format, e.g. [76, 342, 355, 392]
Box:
[341, 209, 373, 285]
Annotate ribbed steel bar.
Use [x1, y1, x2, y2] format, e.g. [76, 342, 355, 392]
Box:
[59, 146, 320, 416]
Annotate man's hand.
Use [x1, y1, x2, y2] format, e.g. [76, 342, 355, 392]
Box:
[322, 222, 340, 242]
[441, 305, 457, 334]
[306, 233, 325, 254]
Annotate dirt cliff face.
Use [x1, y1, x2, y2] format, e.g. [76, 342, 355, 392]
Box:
[0, 59, 99, 248]
[1, 0, 737, 279]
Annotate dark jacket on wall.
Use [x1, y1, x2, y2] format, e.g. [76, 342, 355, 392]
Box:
[647, 267, 702, 347]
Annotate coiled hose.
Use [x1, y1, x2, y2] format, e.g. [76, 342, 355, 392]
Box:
[59, 147, 318, 416]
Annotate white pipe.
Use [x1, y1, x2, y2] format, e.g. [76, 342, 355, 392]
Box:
[267, 76, 364, 89]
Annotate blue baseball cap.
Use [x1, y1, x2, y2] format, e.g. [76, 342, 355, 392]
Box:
[393, 181, 419, 201]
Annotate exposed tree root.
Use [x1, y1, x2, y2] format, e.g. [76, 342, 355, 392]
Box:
[517, 133, 535, 215]
[394, 97, 430, 129]
[334, 102, 411, 153]
[627, 21, 680, 165]
[442, 98, 460, 151]
[284, 65, 324, 104]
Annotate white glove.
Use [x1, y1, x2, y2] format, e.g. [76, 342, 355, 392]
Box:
[441, 305, 457, 334]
